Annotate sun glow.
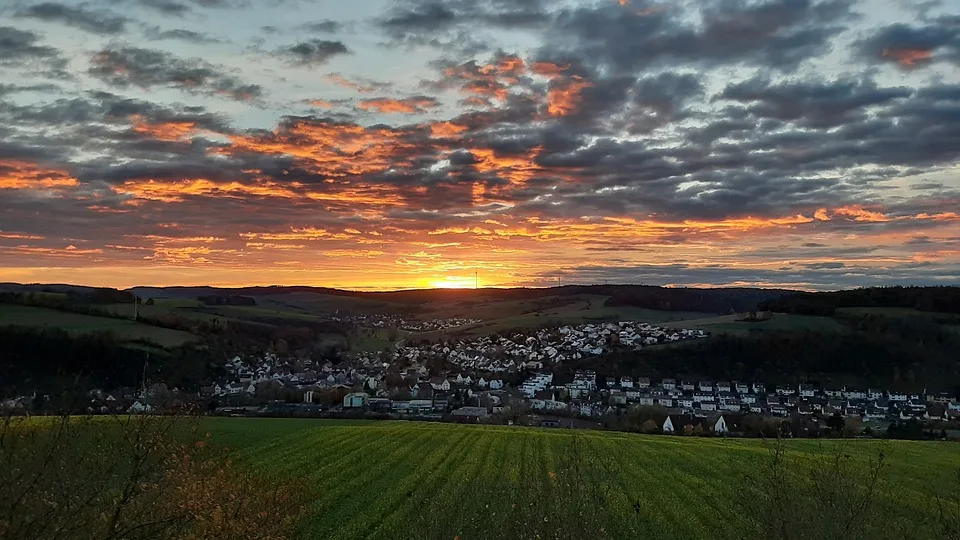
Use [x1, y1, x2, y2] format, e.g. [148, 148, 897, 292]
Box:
[426, 276, 479, 289]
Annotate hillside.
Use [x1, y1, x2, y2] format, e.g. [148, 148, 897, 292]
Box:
[205, 419, 960, 540]
[0, 304, 198, 347]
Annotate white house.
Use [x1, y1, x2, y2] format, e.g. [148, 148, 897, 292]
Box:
[637, 377, 650, 388]
[343, 392, 369, 408]
[717, 382, 732, 393]
[489, 380, 504, 390]
[128, 401, 152, 413]
[620, 376, 634, 388]
[798, 384, 816, 398]
[430, 377, 451, 391]
[662, 379, 677, 391]
[699, 381, 713, 392]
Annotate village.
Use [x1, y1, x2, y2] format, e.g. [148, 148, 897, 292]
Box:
[5, 316, 958, 437]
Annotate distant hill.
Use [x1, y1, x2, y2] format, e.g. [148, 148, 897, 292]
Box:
[129, 284, 796, 315]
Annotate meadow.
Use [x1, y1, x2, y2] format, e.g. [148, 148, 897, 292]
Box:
[0, 304, 197, 347]
[203, 418, 960, 540]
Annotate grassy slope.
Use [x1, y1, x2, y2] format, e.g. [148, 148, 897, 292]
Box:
[663, 313, 847, 336]
[203, 418, 960, 540]
[0, 304, 197, 347]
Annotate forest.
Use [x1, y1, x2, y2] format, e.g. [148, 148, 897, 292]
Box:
[760, 286, 960, 315]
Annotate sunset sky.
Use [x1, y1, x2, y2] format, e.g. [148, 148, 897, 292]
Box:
[1, 0, 958, 290]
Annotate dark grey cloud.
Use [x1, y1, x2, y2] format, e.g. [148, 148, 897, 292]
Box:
[858, 16, 960, 68]
[88, 47, 262, 101]
[18, 3, 129, 35]
[144, 26, 221, 44]
[543, 0, 854, 74]
[279, 40, 351, 66]
[299, 20, 342, 33]
[377, 0, 548, 53]
[133, 0, 192, 16]
[0, 26, 60, 62]
[717, 77, 912, 128]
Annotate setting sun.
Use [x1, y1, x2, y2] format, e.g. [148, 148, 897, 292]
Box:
[426, 276, 480, 289]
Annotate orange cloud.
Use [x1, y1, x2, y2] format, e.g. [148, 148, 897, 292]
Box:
[324, 73, 383, 93]
[309, 99, 332, 109]
[833, 206, 891, 222]
[531, 62, 569, 78]
[548, 76, 593, 117]
[357, 97, 439, 114]
[814, 208, 831, 221]
[429, 121, 467, 138]
[0, 160, 79, 190]
[130, 115, 202, 142]
[882, 48, 934, 68]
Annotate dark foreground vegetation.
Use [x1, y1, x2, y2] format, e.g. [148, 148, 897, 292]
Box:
[0, 415, 306, 540]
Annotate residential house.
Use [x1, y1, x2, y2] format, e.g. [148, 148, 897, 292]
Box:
[620, 376, 634, 388]
[734, 382, 749, 394]
[637, 377, 651, 388]
[451, 406, 490, 422]
[775, 386, 796, 396]
[844, 389, 867, 400]
[677, 397, 694, 409]
[700, 402, 717, 412]
[680, 380, 696, 392]
[343, 393, 369, 408]
[798, 384, 816, 398]
[698, 381, 714, 392]
[430, 377, 451, 391]
[662, 378, 677, 391]
[717, 381, 732, 393]
[752, 383, 766, 394]
[657, 397, 674, 408]
[741, 394, 757, 405]
[867, 388, 884, 401]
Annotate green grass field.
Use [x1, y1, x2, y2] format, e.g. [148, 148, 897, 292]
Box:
[664, 312, 847, 336]
[0, 304, 198, 347]
[202, 418, 960, 540]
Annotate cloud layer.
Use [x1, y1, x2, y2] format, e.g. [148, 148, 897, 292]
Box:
[0, 0, 958, 290]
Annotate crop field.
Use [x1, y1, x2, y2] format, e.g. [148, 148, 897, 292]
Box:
[0, 304, 198, 347]
[203, 418, 960, 540]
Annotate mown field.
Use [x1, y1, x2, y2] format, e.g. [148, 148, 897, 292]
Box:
[0, 304, 197, 347]
[203, 419, 960, 540]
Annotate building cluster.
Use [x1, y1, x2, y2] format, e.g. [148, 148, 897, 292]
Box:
[400, 317, 480, 332]
[329, 313, 478, 332]
[392, 321, 706, 373]
[518, 372, 960, 423]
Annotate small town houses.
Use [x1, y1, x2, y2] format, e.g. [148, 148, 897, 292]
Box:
[7, 311, 956, 438]
[390, 321, 706, 373]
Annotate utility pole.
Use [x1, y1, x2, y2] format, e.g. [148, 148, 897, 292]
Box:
[475, 271, 478, 290]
